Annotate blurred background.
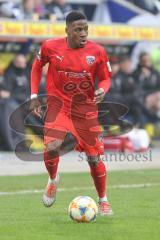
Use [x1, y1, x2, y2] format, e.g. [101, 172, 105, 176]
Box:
[0, 0, 160, 153]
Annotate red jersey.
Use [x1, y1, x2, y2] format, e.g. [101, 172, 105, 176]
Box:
[31, 38, 111, 109]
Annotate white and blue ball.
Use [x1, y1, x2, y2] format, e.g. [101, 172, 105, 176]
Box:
[68, 196, 98, 223]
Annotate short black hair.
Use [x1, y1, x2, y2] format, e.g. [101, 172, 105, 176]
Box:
[66, 11, 87, 25]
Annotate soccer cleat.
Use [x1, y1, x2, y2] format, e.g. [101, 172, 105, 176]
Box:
[98, 201, 113, 216]
[42, 174, 59, 207]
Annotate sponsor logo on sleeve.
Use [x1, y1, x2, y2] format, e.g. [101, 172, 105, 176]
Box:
[107, 61, 112, 72]
[37, 48, 41, 60]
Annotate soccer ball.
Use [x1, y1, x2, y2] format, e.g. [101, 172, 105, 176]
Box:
[68, 196, 98, 223]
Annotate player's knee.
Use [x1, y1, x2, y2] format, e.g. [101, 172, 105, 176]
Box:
[87, 155, 100, 166]
[46, 139, 63, 156]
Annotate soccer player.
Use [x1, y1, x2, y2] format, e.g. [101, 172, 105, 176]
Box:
[30, 11, 113, 216]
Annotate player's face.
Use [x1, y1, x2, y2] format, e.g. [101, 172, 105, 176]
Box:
[66, 19, 88, 48]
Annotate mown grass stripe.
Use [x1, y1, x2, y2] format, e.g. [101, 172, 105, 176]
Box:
[0, 183, 159, 196]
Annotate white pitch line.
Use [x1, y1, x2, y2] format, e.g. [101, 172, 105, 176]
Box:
[0, 183, 160, 196]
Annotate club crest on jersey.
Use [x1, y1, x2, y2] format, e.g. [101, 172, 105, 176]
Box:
[86, 56, 95, 65]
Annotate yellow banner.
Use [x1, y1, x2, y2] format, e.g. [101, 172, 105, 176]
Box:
[3, 22, 24, 35]
[114, 26, 136, 40]
[49, 24, 65, 37]
[92, 26, 113, 38]
[156, 29, 160, 40]
[0, 21, 159, 41]
[136, 27, 155, 40]
[25, 22, 48, 37]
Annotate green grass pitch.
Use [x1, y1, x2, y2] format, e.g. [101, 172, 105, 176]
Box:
[0, 169, 160, 240]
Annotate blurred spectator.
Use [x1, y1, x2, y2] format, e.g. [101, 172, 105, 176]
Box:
[15, 0, 37, 20]
[105, 55, 145, 126]
[0, 73, 11, 150]
[0, 1, 15, 18]
[110, 55, 136, 95]
[34, 0, 45, 19]
[3, 54, 30, 102]
[133, 52, 160, 119]
[44, 0, 73, 21]
[0, 54, 30, 150]
[0, 0, 38, 20]
[109, 55, 120, 78]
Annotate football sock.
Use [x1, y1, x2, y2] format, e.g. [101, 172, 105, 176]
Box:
[99, 195, 108, 202]
[48, 175, 58, 184]
[90, 160, 107, 198]
[44, 151, 59, 180]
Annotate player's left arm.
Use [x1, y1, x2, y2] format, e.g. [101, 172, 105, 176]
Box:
[94, 47, 112, 104]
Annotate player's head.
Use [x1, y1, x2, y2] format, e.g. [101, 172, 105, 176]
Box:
[65, 11, 88, 48]
[13, 54, 27, 69]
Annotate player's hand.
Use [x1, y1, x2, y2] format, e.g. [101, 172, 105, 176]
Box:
[93, 88, 105, 104]
[29, 98, 43, 118]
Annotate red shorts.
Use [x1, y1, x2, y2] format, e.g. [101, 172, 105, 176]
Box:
[44, 108, 104, 156]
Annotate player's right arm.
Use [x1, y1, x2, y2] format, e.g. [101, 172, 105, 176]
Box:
[30, 41, 49, 117]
